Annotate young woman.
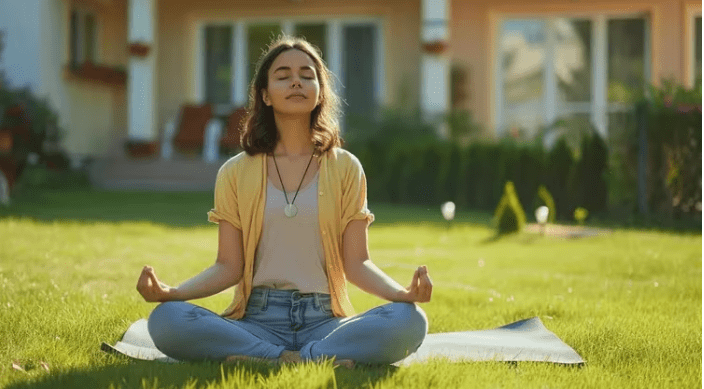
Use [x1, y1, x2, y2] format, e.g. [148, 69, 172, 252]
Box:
[137, 35, 433, 368]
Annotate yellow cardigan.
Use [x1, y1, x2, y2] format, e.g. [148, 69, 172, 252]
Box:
[207, 147, 375, 319]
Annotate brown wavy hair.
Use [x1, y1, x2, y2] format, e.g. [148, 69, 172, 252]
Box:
[239, 34, 343, 156]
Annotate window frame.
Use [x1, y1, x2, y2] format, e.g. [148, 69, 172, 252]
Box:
[69, 6, 100, 68]
[684, 2, 702, 88]
[492, 10, 652, 139]
[192, 16, 386, 123]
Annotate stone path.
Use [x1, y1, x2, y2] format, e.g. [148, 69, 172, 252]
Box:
[523, 223, 611, 239]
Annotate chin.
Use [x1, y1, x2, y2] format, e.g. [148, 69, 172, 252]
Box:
[276, 105, 317, 116]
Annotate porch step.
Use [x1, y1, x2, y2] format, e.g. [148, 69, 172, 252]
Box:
[89, 156, 226, 191]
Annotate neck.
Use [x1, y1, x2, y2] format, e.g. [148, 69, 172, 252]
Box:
[272, 113, 314, 157]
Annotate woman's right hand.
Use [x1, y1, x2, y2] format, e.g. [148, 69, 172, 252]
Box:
[136, 266, 175, 303]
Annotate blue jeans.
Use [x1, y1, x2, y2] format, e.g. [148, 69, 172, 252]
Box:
[148, 287, 428, 365]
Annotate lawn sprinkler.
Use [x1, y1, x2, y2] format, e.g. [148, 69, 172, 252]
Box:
[535, 206, 549, 236]
[441, 201, 456, 230]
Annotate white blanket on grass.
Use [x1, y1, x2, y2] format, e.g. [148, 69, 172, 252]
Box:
[100, 317, 584, 366]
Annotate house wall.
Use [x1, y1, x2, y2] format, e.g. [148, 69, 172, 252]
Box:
[155, 0, 421, 134]
[451, 0, 701, 136]
[8, 0, 696, 157]
[58, 0, 128, 157]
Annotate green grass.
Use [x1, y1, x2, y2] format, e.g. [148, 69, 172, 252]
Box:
[0, 184, 701, 388]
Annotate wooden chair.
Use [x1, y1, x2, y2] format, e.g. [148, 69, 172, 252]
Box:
[220, 106, 247, 153]
[161, 104, 218, 161]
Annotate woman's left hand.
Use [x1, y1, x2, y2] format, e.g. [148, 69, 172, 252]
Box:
[399, 265, 433, 303]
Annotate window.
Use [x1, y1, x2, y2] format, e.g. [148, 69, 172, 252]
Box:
[294, 23, 327, 60]
[205, 26, 233, 105]
[499, 19, 548, 135]
[606, 18, 647, 138]
[496, 14, 649, 142]
[342, 24, 377, 128]
[247, 23, 284, 84]
[200, 19, 383, 126]
[69, 8, 97, 67]
[607, 18, 646, 104]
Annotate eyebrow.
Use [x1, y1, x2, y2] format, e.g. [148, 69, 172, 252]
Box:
[273, 65, 315, 73]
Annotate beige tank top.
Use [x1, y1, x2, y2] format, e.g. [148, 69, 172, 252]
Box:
[252, 170, 329, 294]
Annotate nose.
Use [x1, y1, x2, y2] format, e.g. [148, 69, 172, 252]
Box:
[291, 77, 302, 88]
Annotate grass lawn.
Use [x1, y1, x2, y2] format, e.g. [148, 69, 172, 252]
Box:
[0, 184, 701, 388]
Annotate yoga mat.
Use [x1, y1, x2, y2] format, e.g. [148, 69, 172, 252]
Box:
[101, 317, 584, 366]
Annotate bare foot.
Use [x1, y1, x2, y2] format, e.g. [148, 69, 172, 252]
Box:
[278, 350, 302, 365]
[332, 359, 355, 369]
[278, 350, 355, 369]
[225, 355, 278, 365]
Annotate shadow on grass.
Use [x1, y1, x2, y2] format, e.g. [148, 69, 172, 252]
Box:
[4, 170, 698, 233]
[0, 187, 216, 228]
[478, 233, 502, 244]
[1, 183, 495, 229]
[5, 357, 399, 389]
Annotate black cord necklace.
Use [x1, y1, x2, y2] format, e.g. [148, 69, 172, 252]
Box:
[272, 150, 316, 218]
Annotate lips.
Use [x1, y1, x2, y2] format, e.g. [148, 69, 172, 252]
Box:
[286, 93, 307, 99]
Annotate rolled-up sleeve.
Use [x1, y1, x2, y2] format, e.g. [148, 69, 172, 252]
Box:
[207, 164, 241, 229]
[341, 155, 375, 232]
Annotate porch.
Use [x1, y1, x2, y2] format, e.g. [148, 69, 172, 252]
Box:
[88, 152, 226, 191]
[57, 0, 451, 161]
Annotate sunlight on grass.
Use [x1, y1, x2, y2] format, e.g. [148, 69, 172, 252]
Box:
[0, 191, 701, 388]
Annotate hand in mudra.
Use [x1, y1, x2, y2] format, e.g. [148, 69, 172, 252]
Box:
[136, 266, 173, 302]
[403, 265, 432, 303]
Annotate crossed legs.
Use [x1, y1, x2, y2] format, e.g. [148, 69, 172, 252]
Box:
[147, 301, 428, 366]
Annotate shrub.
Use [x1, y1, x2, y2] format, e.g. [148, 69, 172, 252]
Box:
[384, 143, 411, 204]
[0, 32, 66, 193]
[574, 207, 589, 225]
[344, 103, 616, 223]
[545, 138, 575, 219]
[493, 181, 526, 235]
[436, 141, 463, 205]
[410, 141, 443, 204]
[578, 132, 609, 215]
[646, 79, 701, 217]
[514, 145, 545, 213]
[462, 143, 481, 209]
[535, 185, 557, 223]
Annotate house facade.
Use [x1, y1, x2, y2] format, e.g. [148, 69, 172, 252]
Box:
[0, 0, 701, 160]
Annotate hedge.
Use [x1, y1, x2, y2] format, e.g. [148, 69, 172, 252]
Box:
[347, 134, 608, 221]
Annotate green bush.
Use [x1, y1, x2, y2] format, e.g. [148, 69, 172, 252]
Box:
[535, 185, 557, 223]
[478, 144, 503, 210]
[578, 132, 609, 215]
[343, 104, 616, 222]
[462, 143, 480, 209]
[545, 138, 575, 219]
[512, 145, 545, 214]
[645, 79, 701, 217]
[383, 143, 410, 204]
[436, 141, 463, 205]
[493, 181, 526, 235]
[0, 31, 67, 191]
[406, 141, 442, 204]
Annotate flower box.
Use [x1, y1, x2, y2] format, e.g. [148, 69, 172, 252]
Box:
[66, 62, 127, 87]
[128, 42, 151, 57]
[422, 41, 449, 55]
[124, 140, 158, 159]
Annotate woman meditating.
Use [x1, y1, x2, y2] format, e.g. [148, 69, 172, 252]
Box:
[137, 35, 432, 368]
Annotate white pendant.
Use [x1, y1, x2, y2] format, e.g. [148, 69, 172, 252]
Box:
[284, 204, 298, 218]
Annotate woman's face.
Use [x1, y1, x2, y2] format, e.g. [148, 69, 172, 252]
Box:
[262, 49, 321, 116]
